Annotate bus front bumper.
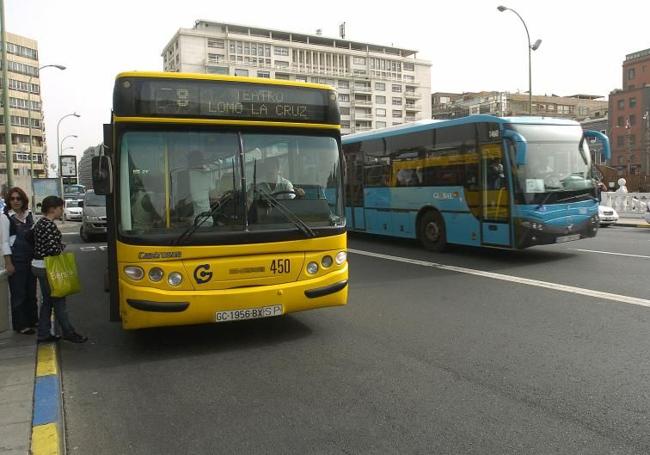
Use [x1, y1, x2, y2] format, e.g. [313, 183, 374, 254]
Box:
[515, 215, 599, 248]
[118, 264, 348, 329]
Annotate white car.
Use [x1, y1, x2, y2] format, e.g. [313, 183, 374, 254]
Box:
[64, 199, 83, 221]
[598, 205, 619, 227]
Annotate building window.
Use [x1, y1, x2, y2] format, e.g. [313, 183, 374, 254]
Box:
[630, 134, 636, 145]
[618, 99, 625, 110]
[392, 84, 402, 93]
[207, 66, 228, 75]
[375, 82, 385, 91]
[257, 71, 270, 78]
[629, 114, 636, 126]
[392, 110, 402, 118]
[376, 95, 386, 105]
[392, 97, 402, 106]
[353, 57, 366, 65]
[234, 69, 249, 77]
[403, 62, 415, 71]
[338, 80, 349, 89]
[275, 60, 289, 68]
[376, 108, 386, 117]
[207, 39, 224, 49]
[341, 121, 350, 129]
[275, 73, 290, 80]
[339, 93, 350, 102]
[617, 136, 624, 146]
[617, 116, 624, 127]
[630, 97, 637, 108]
[295, 76, 308, 83]
[274, 46, 289, 56]
[404, 75, 415, 82]
[628, 68, 636, 80]
[207, 53, 223, 64]
[340, 107, 350, 115]
[376, 121, 386, 128]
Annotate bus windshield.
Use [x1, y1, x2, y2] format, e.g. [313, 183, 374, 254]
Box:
[508, 124, 594, 203]
[118, 129, 343, 240]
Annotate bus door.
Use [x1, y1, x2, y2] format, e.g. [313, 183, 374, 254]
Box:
[345, 147, 365, 230]
[480, 144, 511, 247]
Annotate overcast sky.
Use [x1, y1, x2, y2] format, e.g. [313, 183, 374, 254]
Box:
[8, 0, 650, 171]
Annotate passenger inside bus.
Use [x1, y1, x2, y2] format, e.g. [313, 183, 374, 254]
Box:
[131, 175, 164, 230]
[251, 157, 304, 199]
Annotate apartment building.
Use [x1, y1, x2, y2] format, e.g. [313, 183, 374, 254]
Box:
[162, 21, 432, 134]
[608, 48, 650, 176]
[432, 91, 608, 121]
[0, 32, 47, 183]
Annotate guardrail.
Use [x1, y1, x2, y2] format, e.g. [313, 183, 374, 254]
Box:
[601, 192, 650, 217]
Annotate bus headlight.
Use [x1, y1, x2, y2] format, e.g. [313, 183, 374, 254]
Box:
[335, 251, 347, 265]
[321, 255, 333, 268]
[124, 266, 144, 281]
[168, 272, 183, 286]
[306, 262, 319, 274]
[148, 267, 164, 282]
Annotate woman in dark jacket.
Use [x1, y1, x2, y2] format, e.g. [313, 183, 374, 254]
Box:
[1, 187, 37, 334]
[32, 196, 87, 343]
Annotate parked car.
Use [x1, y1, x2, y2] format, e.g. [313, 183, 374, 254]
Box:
[80, 190, 107, 242]
[64, 198, 83, 221]
[598, 205, 619, 227]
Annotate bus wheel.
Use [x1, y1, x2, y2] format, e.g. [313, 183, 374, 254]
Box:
[418, 210, 447, 252]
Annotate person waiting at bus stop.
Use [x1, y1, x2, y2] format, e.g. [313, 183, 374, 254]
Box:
[32, 196, 87, 344]
[1, 187, 38, 334]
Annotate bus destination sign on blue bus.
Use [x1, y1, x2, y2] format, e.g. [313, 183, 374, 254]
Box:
[115, 78, 337, 124]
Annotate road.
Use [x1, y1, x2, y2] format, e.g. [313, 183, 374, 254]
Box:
[59, 226, 650, 454]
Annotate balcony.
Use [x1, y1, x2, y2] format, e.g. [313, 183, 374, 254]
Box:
[404, 91, 422, 99]
[352, 85, 372, 94]
[353, 99, 372, 106]
[405, 116, 417, 122]
[354, 111, 373, 120]
[405, 103, 421, 111]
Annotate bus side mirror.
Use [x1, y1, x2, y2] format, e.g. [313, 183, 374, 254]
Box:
[503, 130, 528, 166]
[583, 130, 611, 161]
[92, 156, 113, 195]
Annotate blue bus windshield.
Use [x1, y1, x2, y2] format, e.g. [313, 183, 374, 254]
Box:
[507, 124, 593, 203]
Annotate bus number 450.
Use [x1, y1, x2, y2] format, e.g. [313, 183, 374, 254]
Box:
[270, 259, 290, 274]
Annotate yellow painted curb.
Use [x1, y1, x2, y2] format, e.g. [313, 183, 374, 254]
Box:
[36, 344, 57, 377]
[31, 423, 60, 455]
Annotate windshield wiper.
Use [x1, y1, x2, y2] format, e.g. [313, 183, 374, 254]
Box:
[556, 192, 597, 204]
[174, 192, 235, 245]
[256, 187, 315, 238]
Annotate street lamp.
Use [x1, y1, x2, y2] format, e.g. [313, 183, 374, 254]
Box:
[60, 134, 77, 152]
[56, 112, 80, 198]
[28, 65, 65, 179]
[497, 5, 542, 115]
[62, 146, 74, 153]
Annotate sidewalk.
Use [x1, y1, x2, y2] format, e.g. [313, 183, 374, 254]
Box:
[0, 330, 36, 454]
[615, 217, 650, 228]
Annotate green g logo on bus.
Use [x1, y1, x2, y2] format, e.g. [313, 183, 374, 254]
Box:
[194, 264, 213, 284]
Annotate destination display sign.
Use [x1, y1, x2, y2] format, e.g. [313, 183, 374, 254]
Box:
[114, 78, 338, 124]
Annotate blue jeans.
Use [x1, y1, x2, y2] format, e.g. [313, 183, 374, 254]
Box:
[9, 260, 38, 331]
[32, 266, 76, 339]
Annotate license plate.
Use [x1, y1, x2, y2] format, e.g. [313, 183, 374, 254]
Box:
[216, 305, 283, 323]
[556, 234, 580, 243]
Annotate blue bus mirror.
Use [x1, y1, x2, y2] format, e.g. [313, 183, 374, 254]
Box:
[503, 130, 528, 165]
[583, 130, 611, 161]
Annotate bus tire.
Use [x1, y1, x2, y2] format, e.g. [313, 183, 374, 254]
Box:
[418, 210, 447, 252]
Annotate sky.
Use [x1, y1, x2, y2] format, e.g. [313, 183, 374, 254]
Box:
[7, 0, 650, 172]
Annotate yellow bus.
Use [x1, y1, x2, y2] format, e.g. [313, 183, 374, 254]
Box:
[92, 72, 348, 329]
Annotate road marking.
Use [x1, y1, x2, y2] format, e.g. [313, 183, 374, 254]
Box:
[348, 248, 650, 309]
[78, 245, 107, 252]
[572, 248, 650, 260]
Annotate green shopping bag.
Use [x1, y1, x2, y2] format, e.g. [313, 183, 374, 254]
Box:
[45, 252, 82, 298]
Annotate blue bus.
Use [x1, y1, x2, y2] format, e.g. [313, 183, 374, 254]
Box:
[341, 115, 610, 251]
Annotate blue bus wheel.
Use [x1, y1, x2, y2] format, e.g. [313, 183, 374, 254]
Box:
[418, 210, 447, 252]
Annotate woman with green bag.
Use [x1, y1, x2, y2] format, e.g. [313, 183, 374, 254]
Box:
[32, 196, 87, 344]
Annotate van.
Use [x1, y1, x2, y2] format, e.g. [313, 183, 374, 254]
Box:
[80, 189, 107, 242]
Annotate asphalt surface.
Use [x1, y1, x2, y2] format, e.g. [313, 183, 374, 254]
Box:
[58, 225, 650, 454]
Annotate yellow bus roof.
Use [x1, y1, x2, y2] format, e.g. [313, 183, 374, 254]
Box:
[115, 71, 335, 92]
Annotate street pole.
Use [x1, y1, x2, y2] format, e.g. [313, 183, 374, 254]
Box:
[56, 112, 80, 199]
[0, 0, 13, 188]
[497, 6, 541, 115]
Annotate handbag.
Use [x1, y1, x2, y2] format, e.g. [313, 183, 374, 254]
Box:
[44, 252, 82, 298]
